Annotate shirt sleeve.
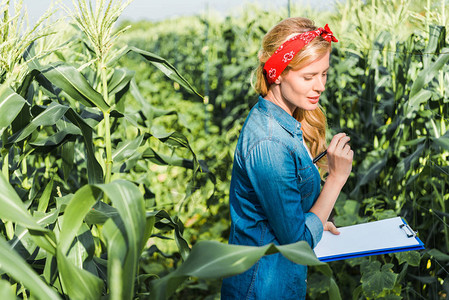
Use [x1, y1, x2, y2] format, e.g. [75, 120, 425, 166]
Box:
[245, 139, 323, 247]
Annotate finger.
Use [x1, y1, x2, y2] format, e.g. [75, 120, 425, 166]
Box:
[329, 225, 340, 235]
[343, 144, 352, 155]
[328, 133, 347, 151]
[325, 222, 340, 235]
[335, 136, 351, 150]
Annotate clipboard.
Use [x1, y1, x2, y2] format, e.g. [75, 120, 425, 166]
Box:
[313, 217, 425, 262]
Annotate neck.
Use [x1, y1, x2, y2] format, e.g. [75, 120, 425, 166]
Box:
[265, 85, 295, 116]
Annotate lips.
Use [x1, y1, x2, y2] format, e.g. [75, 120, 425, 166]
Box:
[308, 96, 320, 104]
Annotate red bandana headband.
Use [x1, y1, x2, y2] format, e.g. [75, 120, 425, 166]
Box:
[263, 24, 338, 85]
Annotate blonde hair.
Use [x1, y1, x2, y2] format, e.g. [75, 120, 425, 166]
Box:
[253, 17, 330, 172]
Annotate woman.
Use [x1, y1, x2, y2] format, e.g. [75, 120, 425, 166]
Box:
[221, 17, 353, 299]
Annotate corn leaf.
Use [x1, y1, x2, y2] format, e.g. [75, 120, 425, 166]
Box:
[148, 210, 190, 260]
[0, 280, 15, 300]
[96, 180, 146, 300]
[0, 172, 53, 234]
[150, 240, 326, 300]
[0, 86, 27, 131]
[56, 247, 103, 300]
[37, 179, 54, 212]
[65, 108, 104, 184]
[102, 216, 128, 299]
[108, 68, 135, 97]
[108, 46, 202, 99]
[66, 224, 95, 269]
[61, 141, 75, 181]
[84, 201, 119, 225]
[431, 129, 449, 151]
[405, 89, 432, 118]
[130, 79, 178, 119]
[9, 102, 69, 143]
[0, 236, 61, 300]
[38, 63, 110, 112]
[112, 135, 144, 163]
[409, 47, 449, 99]
[58, 185, 99, 254]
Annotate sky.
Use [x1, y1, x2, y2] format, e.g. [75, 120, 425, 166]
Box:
[22, 0, 335, 23]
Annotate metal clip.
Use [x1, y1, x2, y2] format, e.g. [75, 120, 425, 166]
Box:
[399, 223, 417, 238]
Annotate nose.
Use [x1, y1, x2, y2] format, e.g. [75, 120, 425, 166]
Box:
[314, 76, 326, 93]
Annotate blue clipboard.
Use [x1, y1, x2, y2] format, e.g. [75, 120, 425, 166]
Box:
[313, 217, 425, 262]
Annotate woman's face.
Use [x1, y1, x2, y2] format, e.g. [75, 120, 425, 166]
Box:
[277, 52, 330, 114]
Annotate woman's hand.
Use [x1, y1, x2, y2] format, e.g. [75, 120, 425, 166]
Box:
[324, 221, 340, 235]
[326, 133, 353, 187]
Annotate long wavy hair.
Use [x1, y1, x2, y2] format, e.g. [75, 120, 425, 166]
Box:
[253, 17, 330, 172]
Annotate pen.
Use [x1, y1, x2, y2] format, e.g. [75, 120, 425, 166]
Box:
[312, 149, 327, 164]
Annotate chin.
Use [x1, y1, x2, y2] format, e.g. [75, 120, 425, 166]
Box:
[302, 104, 319, 111]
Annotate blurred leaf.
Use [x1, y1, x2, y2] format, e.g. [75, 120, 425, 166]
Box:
[423, 25, 446, 68]
[129, 79, 178, 120]
[30, 124, 81, 147]
[142, 147, 192, 168]
[307, 272, 330, 298]
[426, 249, 449, 262]
[112, 135, 144, 163]
[405, 89, 431, 118]
[410, 47, 449, 99]
[360, 261, 397, 298]
[37, 178, 54, 212]
[0, 280, 15, 300]
[61, 141, 75, 181]
[350, 156, 388, 198]
[431, 129, 449, 151]
[150, 131, 200, 175]
[328, 278, 342, 300]
[395, 251, 420, 267]
[394, 142, 426, 180]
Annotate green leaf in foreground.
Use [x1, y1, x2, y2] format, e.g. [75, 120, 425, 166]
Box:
[150, 240, 329, 300]
[56, 248, 103, 300]
[0, 236, 60, 300]
[0, 173, 57, 255]
[96, 180, 147, 300]
[0, 85, 27, 130]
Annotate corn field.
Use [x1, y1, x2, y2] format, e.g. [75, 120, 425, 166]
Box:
[0, 0, 448, 299]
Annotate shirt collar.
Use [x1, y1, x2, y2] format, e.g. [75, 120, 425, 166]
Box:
[257, 95, 302, 137]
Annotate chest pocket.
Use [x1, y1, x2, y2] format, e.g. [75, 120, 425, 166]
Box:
[297, 165, 315, 199]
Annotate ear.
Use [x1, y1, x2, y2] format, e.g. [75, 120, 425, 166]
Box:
[274, 76, 282, 84]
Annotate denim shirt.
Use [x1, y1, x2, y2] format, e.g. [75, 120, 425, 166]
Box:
[221, 96, 323, 300]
